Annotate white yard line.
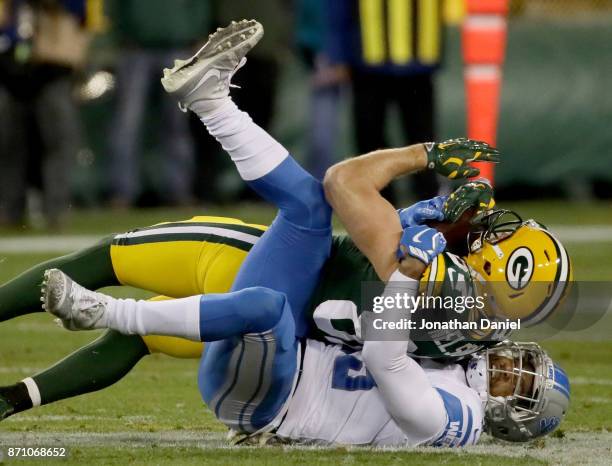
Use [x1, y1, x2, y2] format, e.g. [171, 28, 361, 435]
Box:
[572, 377, 612, 386]
[553, 226, 612, 243]
[0, 226, 611, 253]
[0, 430, 229, 449]
[0, 431, 611, 465]
[0, 235, 101, 253]
[4, 414, 156, 422]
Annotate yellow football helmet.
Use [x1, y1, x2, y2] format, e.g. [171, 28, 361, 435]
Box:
[466, 210, 573, 326]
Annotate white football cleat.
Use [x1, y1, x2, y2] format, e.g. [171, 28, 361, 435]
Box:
[161, 19, 264, 112]
[41, 269, 110, 331]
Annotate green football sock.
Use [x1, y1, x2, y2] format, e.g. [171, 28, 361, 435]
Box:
[0, 236, 119, 322]
[30, 330, 149, 407]
[0, 382, 31, 419]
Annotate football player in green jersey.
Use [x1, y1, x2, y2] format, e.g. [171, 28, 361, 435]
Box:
[0, 180, 493, 421]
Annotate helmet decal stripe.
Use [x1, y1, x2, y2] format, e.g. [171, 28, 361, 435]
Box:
[553, 382, 570, 399]
[554, 364, 569, 384]
[553, 365, 571, 399]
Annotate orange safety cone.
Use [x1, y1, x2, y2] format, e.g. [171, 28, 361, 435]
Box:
[462, 0, 508, 185]
[465, 65, 501, 182]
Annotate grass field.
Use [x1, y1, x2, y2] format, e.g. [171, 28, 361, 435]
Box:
[1, 204, 611, 465]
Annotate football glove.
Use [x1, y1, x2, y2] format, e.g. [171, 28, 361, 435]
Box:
[424, 138, 500, 179]
[397, 195, 447, 228]
[443, 179, 496, 223]
[397, 225, 447, 265]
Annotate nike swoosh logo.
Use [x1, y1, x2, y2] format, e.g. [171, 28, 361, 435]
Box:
[185, 68, 221, 97]
[412, 229, 427, 244]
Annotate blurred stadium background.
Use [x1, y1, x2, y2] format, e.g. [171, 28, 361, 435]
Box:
[1, 0, 611, 464]
[1, 0, 611, 221]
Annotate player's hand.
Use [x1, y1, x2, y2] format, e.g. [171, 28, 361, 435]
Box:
[396, 225, 447, 265]
[443, 179, 496, 223]
[397, 195, 447, 228]
[424, 138, 500, 179]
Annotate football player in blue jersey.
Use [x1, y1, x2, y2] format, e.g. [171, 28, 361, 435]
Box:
[42, 231, 570, 446]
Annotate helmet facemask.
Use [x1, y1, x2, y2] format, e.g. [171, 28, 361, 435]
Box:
[470, 341, 568, 442]
[467, 209, 531, 257]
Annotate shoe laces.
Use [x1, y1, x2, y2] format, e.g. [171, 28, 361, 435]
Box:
[69, 284, 105, 315]
[229, 57, 247, 89]
[178, 57, 247, 112]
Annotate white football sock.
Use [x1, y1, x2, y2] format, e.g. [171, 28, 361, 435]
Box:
[21, 377, 41, 407]
[101, 295, 202, 341]
[193, 98, 288, 181]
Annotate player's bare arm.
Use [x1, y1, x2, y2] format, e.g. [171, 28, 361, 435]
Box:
[324, 138, 500, 281]
[323, 144, 425, 280]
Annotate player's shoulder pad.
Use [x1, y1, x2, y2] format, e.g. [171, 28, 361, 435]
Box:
[421, 252, 470, 296]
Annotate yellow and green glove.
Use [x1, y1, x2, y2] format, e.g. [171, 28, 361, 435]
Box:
[425, 138, 500, 179]
[443, 180, 496, 224]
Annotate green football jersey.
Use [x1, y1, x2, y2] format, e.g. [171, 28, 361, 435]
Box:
[307, 235, 505, 360]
